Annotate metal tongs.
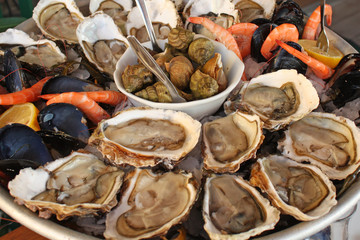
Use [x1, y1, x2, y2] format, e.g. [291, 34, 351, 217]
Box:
[127, 36, 186, 103]
[316, 0, 330, 52]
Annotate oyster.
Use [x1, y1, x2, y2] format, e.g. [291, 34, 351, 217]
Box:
[278, 112, 360, 180]
[8, 151, 124, 220]
[76, 12, 129, 75]
[232, 0, 276, 22]
[89, 107, 201, 168]
[203, 174, 280, 239]
[203, 112, 264, 173]
[0, 29, 66, 69]
[184, 0, 238, 39]
[226, 69, 319, 130]
[33, 0, 84, 43]
[104, 168, 198, 239]
[89, 0, 133, 35]
[126, 0, 180, 43]
[250, 155, 337, 221]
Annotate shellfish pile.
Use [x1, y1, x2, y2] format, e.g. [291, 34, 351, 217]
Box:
[1, 0, 360, 240]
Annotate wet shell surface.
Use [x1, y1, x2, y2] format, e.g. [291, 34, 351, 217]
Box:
[104, 168, 198, 240]
[232, 0, 276, 22]
[278, 112, 360, 180]
[202, 111, 264, 173]
[234, 69, 319, 130]
[203, 174, 280, 240]
[8, 151, 124, 220]
[89, 107, 201, 168]
[76, 12, 129, 75]
[250, 155, 337, 221]
[32, 0, 84, 43]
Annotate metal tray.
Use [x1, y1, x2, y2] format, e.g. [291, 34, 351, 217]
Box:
[1, 17, 359, 240]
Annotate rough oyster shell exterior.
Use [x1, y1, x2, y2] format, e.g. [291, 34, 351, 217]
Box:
[89, 107, 201, 168]
[278, 112, 360, 180]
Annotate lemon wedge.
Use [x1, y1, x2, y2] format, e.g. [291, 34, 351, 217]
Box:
[0, 103, 40, 131]
[298, 39, 344, 69]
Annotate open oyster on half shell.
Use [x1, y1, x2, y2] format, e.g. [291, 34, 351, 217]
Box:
[104, 168, 198, 239]
[278, 112, 360, 180]
[202, 111, 264, 173]
[89, 107, 201, 168]
[250, 155, 337, 221]
[203, 174, 280, 240]
[225, 69, 319, 130]
[8, 151, 124, 220]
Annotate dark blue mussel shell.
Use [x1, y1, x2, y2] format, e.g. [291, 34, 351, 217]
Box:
[0, 159, 41, 185]
[251, 23, 278, 62]
[272, 0, 305, 36]
[40, 75, 103, 94]
[0, 123, 53, 165]
[38, 103, 90, 142]
[266, 41, 307, 75]
[3, 50, 29, 92]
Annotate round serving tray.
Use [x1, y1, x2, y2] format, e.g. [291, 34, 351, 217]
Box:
[1, 17, 359, 240]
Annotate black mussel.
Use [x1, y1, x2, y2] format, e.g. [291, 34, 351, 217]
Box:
[251, 23, 278, 62]
[37, 130, 87, 160]
[38, 103, 90, 142]
[272, 0, 305, 36]
[3, 50, 29, 92]
[40, 75, 103, 94]
[0, 123, 53, 165]
[0, 159, 40, 185]
[266, 41, 307, 75]
[251, 18, 272, 26]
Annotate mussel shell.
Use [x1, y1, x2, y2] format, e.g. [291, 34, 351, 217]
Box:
[271, 0, 304, 36]
[38, 103, 90, 142]
[3, 50, 28, 92]
[250, 17, 272, 26]
[251, 23, 278, 62]
[0, 159, 40, 182]
[266, 41, 307, 75]
[0, 123, 53, 165]
[331, 71, 360, 108]
[40, 75, 103, 94]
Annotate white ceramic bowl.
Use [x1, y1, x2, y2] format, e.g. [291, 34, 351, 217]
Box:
[113, 35, 244, 120]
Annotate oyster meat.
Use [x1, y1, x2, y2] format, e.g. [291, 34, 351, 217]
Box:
[203, 174, 280, 239]
[250, 155, 337, 221]
[76, 12, 129, 75]
[278, 112, 360, 180]
[202, 111, 264, 173]
[33, 0, 84, 43]
[89, 107, 201, 168]
[226, 69, 319, 130]
[104, 168, 198, 239]
[8, 151, 124, 220]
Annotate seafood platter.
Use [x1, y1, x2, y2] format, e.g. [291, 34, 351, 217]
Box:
[1, 0, 360, 239]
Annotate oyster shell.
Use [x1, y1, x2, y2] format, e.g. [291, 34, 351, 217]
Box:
[232, 0, 276, 22]
[33, 0, 84, 43]
[278, 112, 360, 180]
[76, 12, 129, 75]
[8, 151, 124, 220]
[0, 29, 66, 69]
[125, 0, 180, 43]
[202, 111, 264, 173]
[250, 155, 337, 221]
[89, 107, 201, 168]
[104, 168, 198, 239]
[203, 174, 280, 239]
[226, 69, 319, 130]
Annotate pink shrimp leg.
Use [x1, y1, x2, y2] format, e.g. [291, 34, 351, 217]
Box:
[40, 91, 127, 106]
[276, 40, 334, 79]
[302, 4, 332, 40]
[187, 17, 243, 61]
[261, 23, 299, 60]
[46, 92, 110, 124]
[227, 23, 259, 58]
[0, 76, 53, 105]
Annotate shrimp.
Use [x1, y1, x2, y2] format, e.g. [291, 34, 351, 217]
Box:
[187, 17, 243, 61]
[40, 90, 127, 106]
[276, 40, 334, 79]
[261, 23, 299, 60]
[302, 4, 332, 40]
[0, 76, 53, 105]
[46, 92, 110, 124]
[227, 23, 259, 58]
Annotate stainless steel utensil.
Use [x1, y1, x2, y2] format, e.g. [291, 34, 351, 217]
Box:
[317, 0, 330, 52]
[127, 35, 186, 103]
[134, 0, 163, 53]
